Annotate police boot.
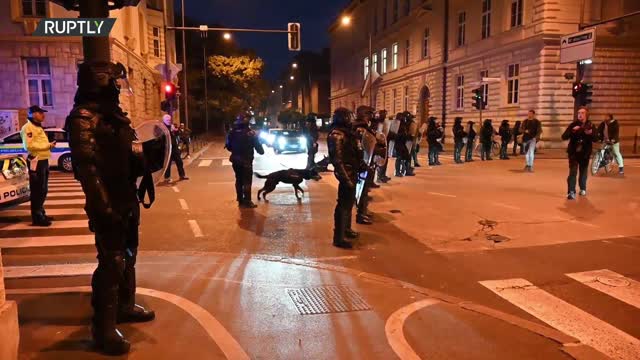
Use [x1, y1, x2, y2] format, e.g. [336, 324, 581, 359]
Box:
[405, 163, 416, 176]
[345, 211, 360, 238]
[356, 214, 373, 225]
[91, 255, 130, 356]
[118, 251, 155, 324]
[333, 208, 353, 249]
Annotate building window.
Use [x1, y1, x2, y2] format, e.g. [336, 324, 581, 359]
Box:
[372, 53, 379, 74]
[480, 70, 489, 107]
[364, 57, 370, 80]
[393, 0, 399, 23]
[152, 27, 161, 57]
[381, 48, 388, 74]
[404, 0, 411, 16]
[403, 86, 409, 111]
[392, 42, 399, 70]
[482, 0, 491, 39]
[22, 0, 46, 17]
[404, 39, 410, 66]
[507, 64, 520, 104]
[457, 12, 466, 47]
[383, 0, 388, 29]
[422, 28, 430, 58]
[392, 88, 397, 114]
[511, 0, 523, 28]
[24, 58, 53, 107]
[456, 75, 464, 110]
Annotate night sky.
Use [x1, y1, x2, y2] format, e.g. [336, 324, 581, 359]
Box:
[178, 0, 350, 80]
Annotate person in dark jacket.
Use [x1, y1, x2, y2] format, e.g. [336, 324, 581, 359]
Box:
[465, 121, 476, 162]
[375, 110, 392, 183]
[499, 120, 512, 160]
[303, 113, 320, 170]
[562, 107, 596, 200]
[512, 120, 524, 156]
[226, 111, 265, 208]
[522, 110, 542, 172]
[452, 117, 466, 164]
[480, 119, 496, 161]
[352, 106, 376, 225]
[163, 115, 189, 183]
[427, 117, 442, 166]
[395, 112, 414, 176]
[327, 108, 360, 249]
[597, 114, 624, 175]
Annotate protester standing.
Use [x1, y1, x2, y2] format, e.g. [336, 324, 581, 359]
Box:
[20, 105, 54, 227]
[499, 120, 512, 160]
[465, 121, 477, 162]
[512, 120, 524, 156]
[597, 114, 624, 175]
[452, 117, 466, 164]
[522, 110, 542, 172]
[163, 115, 189, 183]
[562, 107, 595, 200]
[178, 123, 192, 158]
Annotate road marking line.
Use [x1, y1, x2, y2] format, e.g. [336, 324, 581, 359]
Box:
[222, 159, 232, 166]
[198, 159, 212, 167]
[48, 186, 81, 191]
[0, 219, 87, 231]
[0, 235, 94, 249]
[7, 286, 250, 360]
[0, 208, 86, 217]
[492, 202, 521, 210]
[18, 199, 85, 207]
[172, 186, 180, 193]
[480, 278, 640, 359]
[385, 298, 440, 360]
[427, 192, 457, 198]
[306, 255, 358, 262]
[188, 219, 204, 237]
[179, 199, 189, 210]
[566, 270, 640, 309]
[569, 220, 600, 228]
[4, 263, 96, 278]
[47, 192, 85, 198]
[208, 181, 236, 185]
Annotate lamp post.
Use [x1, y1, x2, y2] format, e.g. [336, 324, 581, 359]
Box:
[341, 15, 373, 108]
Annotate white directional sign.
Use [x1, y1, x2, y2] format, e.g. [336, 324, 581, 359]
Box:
[560, 28, 596, 64]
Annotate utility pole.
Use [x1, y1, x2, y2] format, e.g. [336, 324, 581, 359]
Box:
[202, 31, 209, 132]
[162, 0, 173, 116]
[180, 0, 189, 128]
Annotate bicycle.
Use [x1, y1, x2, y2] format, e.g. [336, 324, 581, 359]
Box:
[591, 143, 616, 175]
[177, 137, 191, 160]
[474, 141, 500, 158]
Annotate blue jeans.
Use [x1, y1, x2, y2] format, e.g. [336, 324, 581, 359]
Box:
[525, 139, 536, 167]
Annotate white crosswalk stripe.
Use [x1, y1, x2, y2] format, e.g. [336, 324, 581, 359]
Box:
[0, 173, 91, 250]
[480, 272, 640, 360]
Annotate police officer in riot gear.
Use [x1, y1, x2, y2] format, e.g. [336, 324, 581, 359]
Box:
[375, 110, 392, 183]
[328, 108, 360, 249]
[395, 112, 415, 176]
[353, 105, 376, 225]
[226, 111, 265, 208]
[452, 117, 467, 164]
[65, 61, 155, 356]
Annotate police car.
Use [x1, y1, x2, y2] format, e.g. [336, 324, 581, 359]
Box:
[0, 155, 30, 210]
[0, 128, 73, 172]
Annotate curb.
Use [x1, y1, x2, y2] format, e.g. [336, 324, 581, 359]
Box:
[183, 142, 212, 167]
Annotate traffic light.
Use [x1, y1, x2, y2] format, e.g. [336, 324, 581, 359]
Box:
[471, 87, 485, 110]
[288, 23, 301, 51]
[582, 82, 593, 105]
[164, 82, 177, 101]
[572, 81, 593, 106]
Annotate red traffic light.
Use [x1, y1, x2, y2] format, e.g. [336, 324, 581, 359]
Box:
[164, 83, 176, 95]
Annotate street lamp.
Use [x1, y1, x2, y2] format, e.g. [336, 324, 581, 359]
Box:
[290, 75, 295, 80]
[279, 85, 283, 89]
[223, 32, 232, 40]
[292, 62, 298, 69]
[341, 15, 352, 26]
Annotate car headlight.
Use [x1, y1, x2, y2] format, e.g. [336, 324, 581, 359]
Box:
[259, 132, 268, 140]
[278, 137, 286, 148]
[268, 134, 276, 144]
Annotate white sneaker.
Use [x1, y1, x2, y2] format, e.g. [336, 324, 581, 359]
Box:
[579, 190, 587, 196]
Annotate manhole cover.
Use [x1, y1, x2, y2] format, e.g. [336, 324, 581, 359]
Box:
[390, 209, 402, 214]
[596, 276, 630, 287]
[287, 286, 372, 315]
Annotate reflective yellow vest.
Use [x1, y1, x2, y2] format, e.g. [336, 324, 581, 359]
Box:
[20, 121, 51, 160]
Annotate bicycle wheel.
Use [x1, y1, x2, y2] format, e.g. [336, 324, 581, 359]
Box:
[591, 151, 602, 176]
[474, 143, 482, 157]
[492, 142, 500, 157]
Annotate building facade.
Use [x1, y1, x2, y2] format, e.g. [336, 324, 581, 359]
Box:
[330, 0, 640, 147]
[0, 0, 178, 133]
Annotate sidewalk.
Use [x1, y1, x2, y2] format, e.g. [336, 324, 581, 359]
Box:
[430, 141, 639, 159]
[5, 252, 604, 359]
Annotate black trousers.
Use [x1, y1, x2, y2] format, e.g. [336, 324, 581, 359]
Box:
[28, 158, 49, 222]
[334, 181, 356, 242]
[513, 141, 524, 155]
[357, 170, 374, 218]
[164, 151, 186, 179]
[465, 141, 474, 161]
[232, 163, 253, 203]
[428, 144, 439, 164]
[481, 142, 493, 160]
[454, 141, 464, 162]
[91, 207, 140, 333]
[567, 157, 589, 194]
[412, 144, 420, 165]
[500, 141, 509, 159]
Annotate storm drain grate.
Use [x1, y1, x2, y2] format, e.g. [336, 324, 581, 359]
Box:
[287, 286, 372, 315]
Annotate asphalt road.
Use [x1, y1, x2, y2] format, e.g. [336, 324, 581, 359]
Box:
[1, 140, 639, 359]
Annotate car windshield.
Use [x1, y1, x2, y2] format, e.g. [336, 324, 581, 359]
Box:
[281, 130, 301, 137]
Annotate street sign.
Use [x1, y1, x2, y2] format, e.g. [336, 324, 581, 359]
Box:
[560, 28, 596, 64]
[288, 23, 301, 51]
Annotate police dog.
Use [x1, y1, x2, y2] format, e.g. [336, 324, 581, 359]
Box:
[255, 168, 321, 201]
[315, 155, 331, 172]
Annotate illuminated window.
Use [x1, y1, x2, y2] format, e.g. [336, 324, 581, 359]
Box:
[457, 12, 466, 47]
[511, 0, 523, 28]
[456, 75, 464, 110]
[24, 58, 53, 107]
[482, 0, 491, 39]
[507, 64, 520, 104]
[392, 42, 399, 70]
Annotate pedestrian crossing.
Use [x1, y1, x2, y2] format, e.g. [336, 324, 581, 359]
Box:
[480, 269, 640, 359]
[0, 172, 94, 249]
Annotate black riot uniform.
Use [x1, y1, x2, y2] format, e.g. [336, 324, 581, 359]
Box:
[452, 117, 467, 164]
[328, 108, 360, 249]
[465, 121, 477, 162]
[304, 113, 320, 170]
[353, 106, 376, 226]
[65, 62, 155, 356]
[395, 112, 415, 176]
[225, 112, 265, 208]
[375, 110, 392, 183]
